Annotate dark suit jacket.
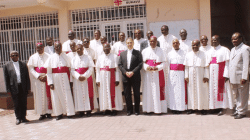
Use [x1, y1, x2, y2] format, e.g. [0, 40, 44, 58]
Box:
[140, 40, 160, 53]
[3, 61, 30, 95]
[118, 49, 143, 83]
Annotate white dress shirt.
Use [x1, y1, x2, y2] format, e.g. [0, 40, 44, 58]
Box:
[13, 61, 21, 83]
[127, 49, 133, 69]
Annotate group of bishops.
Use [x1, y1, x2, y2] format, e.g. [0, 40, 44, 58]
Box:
[8, 25, 250, 125]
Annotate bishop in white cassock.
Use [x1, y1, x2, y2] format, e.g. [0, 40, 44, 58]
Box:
[44, 37, 54, 55]
[27, 43, 52, 120]
[141, 36, 167, 114]
[179, 29, 192, 53]
[90, 30, 102, 56]
[157, 25, 177, 56]
[208, 35, 233, 116]
[133, 29, 146, 51]
[96, 43, 123, 116]
[167, 39, 187, 114]
[71, 44, 98, 117]
[184, 40, 209, 115]
[199, 35, 212, 53]
[44, 42, 75, 120]
[62, 30, 82, 54]
[112, 32, 128, 56]
[95, 36, 108, 61]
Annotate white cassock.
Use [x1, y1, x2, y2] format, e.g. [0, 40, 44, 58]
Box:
[71, 54, 98, 111]
[199, 45, 212, 53]
[157, 34, 177, 56]
[44, 53, 75, 116]
[112, 41, 128, 56]
[90, 39, 102, 56]
[179, 39, 192, 53]
[96, 53, 123, 111]
[44, 45, 54, 55]
[27, 52, 53, 115]
[207, 45, 234, 109]
[112, 41, 128, 90]
[134, 38, 146, 51]
[67, 52, 77, 82]
[184, 51, 210, 110]
[167, 49, 186, 111]
[62, 39, 82, 54]
[84, 47, 96, 61]
[141, 47, 167, 113]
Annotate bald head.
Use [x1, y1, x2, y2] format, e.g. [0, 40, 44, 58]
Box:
[192, 39, 200, 52]
[179, 29, 187, 40]
[146, 31, 154, 40]
[76, 44, 84, 56]
[69, 41, 76, 52]
[161, 25, 169, 36]
[119, 32, 125, 42]
[100, 36, 107, 45]
[200, 35, 208, 46]
[149, 36, 157, 48]
[54, 41, 62, 54]
[172, 39, 180, 50]
[103, 43, 111, 55]
[232, 32, 243, 46]
[94, 30, 101, 40]
[211, 35, 220, 47]
[68, 30, 75, 40]
[135, 29, 142, 40]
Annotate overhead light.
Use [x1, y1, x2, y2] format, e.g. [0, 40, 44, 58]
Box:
[37, 0, 47, 4]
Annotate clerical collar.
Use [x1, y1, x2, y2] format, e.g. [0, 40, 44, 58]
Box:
[128, 48, 133, 52]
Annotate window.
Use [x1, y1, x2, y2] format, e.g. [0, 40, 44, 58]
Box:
[0, 12, 59, 67]
[70, 4, 146, 41]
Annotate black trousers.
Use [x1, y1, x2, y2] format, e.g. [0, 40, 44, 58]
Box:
[123, 79, 141, 113]
[11, 84, 27, 120]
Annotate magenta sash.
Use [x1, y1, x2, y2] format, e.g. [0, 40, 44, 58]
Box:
[210, 57, 225, 101]
[75, 67, 94, 110]
[66, 51, 71, 54]
[34, 67, 52, 109]
[100, 66, 116, 108]
[169, 64, 187, 105]
[52, 67, 70, 81]
[118, 50, 125, 56]
[145, 60, 165, 101]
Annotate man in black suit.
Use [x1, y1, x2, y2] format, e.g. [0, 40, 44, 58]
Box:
[140, 30, 160, 53]
[3, 51, 30, 125]
[118, 38, 143, 116]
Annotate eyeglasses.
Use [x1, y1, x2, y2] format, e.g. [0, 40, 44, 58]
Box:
[11, 55, 18, 57]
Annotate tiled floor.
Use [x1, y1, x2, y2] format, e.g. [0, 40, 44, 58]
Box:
[1, 109, 250, 140]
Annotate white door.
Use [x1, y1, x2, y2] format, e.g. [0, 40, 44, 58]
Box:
[101, 22, 123, 46]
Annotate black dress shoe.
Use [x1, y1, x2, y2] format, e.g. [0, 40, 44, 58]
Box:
[187, 110, 194, 114]
[217, 110, 223, 116]
[135, 112, 139, 116]
[39, 115, 46, 120]
[86, 111, 91, 117]
[127, 112, 132, 116]
[111, 110, 117, 116]
[79, 112, 85, 117]
[46, 114, 52, 119]
[172, 110, 176, 114]
[16, 119, 21, 125]
[56, 114, 63, 120]
[22, 118, 30, 122]
[201, 110, 207, 115]
[231, 112, 238, 116]
[234, 114, 246, 119]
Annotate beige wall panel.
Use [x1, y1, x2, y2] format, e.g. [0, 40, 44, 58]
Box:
[68, 0, 113, 10]
[0, 6, 57, 17]
[146, 0, 199, 22]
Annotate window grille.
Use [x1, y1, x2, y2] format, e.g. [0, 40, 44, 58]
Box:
[0, 12, 59, 67]
[126, 22, 144, 39]
[70, 4, 146, 41]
